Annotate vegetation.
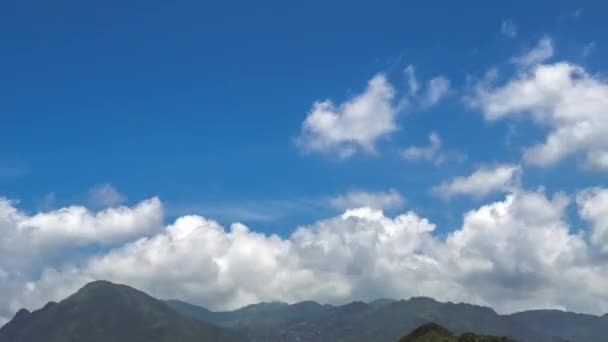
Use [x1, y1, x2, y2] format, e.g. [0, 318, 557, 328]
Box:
[399, 323, 513, 342]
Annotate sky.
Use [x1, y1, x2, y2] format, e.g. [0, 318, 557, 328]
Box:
[2, 0, 608, 323]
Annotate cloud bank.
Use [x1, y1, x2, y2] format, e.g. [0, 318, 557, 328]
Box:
[2, 188, 608, 324]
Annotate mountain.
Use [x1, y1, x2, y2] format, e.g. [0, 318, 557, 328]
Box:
[398, 323, 513, 342]
[508, 309, 608, 342]
[0, 281, 245, 342]
[168, 297, 563, 342]
[2, 281, 605, 342]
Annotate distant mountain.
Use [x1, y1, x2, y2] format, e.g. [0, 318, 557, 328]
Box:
[2, 281, 605, 342]
[508, 309, 608, 342]
[0, 281, 245, 342]
[398, 323, 513, 342]
[167, 297, 564, 342]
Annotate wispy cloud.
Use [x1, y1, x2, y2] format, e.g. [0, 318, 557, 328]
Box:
[329, 189, 404, 211]
[402, 132, 465, 165]
[88, 184, 127, 208]
[432, 164, 521, 199]
[511, 37, 554, 68]
[0, 160, 29, 181]
[500, 19, 517, 38]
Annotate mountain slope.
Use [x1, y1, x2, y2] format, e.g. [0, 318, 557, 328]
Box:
[169, 297, 563, 342]
[0, 281, 245, 342]
[508, 309, 608, 342]
[398, 323, 513, 342]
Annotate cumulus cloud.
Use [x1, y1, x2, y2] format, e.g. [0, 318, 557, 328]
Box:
[469, 60, 608, 169]
[0, 197, 164, 323]
[296, 74, 399, 158]
[3, 188, 608, 324]
[577, 187, 608, 253]
[329, 189, 405, 211]
[512, 37, 554, 68]
[88, 184, 126, 208]
[500, 19, 517, 38]
[0, 197, 163, 274]
[432, 164, 521, 199]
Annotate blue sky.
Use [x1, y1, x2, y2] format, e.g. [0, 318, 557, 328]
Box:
[2, 0, 607, 234]
[4, 0, 608, 319]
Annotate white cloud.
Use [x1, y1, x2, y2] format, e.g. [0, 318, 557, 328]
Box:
[432, 164, 521, 198]
[296, 74, 399, 158]
[403, 132, 442, 162]
[469, 61, 608, 168]
[404, 65, 450, 108]
[421, 77, 451, 107]
[402, 132, 464, 165]
[511, 37, 554, 68]
[500, 19, 517, 38]
[0, 197, 163, 275]
[4, 188, 608, 323]
[330, 189, 405, 211]
[405, 65, 420, 96]
[0, 196, 164, 322]
[577, 187, 608, 253]
[88, 184, 126, 208]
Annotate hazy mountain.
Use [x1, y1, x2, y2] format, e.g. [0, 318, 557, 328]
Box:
[508, 309, 608, 342]
[398, 322, 513, 342]
[2, 281, 605, 342]
[167, 297, 565, 342]
[0, 281, 245, 342]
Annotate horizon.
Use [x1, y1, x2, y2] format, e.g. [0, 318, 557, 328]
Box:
[2, 0, 608, 327]
[18, 278, 607, 318]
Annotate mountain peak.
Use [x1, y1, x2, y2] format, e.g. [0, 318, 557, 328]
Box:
[12, 309, 30, 320]
[0, 280, 245, 342]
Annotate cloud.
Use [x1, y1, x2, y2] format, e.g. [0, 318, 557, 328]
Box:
[500, 19, 517, 38]
[404, 66, 451, 108]
[296, 74, 399, 158]
[403, 133, 443, 162]
[583, 41, 597, 57]
[421, 77, 451, 107]
[577, 187, 608, 254]
[0, 197, 163, 274]
[432, 164, 521, 199]
[405, 65, 420, 96]
[0, 160, 29, 181]
[3, 188, 608, 323]
[402, 132, 464, 165]
[88, 184, 127, 208]
[469, 60, 608, 169]
[329, 189, 405, 211]
[511, 37, 554, 68]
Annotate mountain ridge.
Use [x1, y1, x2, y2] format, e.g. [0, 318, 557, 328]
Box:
[1, 281, 605, 342]
[0, 280, 245, 342]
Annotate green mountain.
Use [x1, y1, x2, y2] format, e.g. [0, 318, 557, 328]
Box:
[168, 297, 566, 342]
[0, 281, 245, 342]
[399, 323, 513, 342]
[2, 281, 603, 342]
[508, 309, 608, 342]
